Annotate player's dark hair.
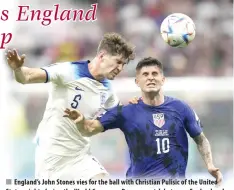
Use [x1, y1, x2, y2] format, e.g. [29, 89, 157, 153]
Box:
[136, 57, 163, 74]
[97, 32, 135, 62]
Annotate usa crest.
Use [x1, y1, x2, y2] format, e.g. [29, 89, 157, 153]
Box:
[153, 113, 165, 128]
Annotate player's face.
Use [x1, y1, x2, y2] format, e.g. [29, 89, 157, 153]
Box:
[135, 66, 165, 93]
[97, 52, 126, 80]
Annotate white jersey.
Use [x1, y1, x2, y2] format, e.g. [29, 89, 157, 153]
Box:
[34, 60, 119, 175]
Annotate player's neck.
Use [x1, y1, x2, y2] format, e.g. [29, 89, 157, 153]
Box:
[142, 91, 164, 106]
[88, 58, 105, 81]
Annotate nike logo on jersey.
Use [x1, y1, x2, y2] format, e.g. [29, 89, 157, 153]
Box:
[75, 86, 84, 91]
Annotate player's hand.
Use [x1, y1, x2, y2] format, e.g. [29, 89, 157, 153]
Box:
[63, 108, 84, 125]
[128, 96, 141, 104]
[208, 166, 223, 186]
[6, 49, 26, 70]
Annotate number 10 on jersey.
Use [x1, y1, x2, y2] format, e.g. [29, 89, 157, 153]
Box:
[156, 138, 170, 154]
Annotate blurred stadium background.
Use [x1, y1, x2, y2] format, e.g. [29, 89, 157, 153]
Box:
[0, 0, 233, 187]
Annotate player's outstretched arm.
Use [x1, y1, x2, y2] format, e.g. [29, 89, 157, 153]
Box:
[6, 49, 47, 84]
[63, 108, 104, 137]
[193, 132, 223, 185]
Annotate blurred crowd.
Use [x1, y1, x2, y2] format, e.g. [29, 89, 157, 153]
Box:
[4, 0, 233, 181]
[10, 0, 233, 77]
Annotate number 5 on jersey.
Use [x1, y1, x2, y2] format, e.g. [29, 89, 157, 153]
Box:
[71, 94, 82, 109]
[71, 87, 83, 109]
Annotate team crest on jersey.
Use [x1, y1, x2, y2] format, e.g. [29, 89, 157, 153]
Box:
[153, 113, 165, 128]
[100, 92, 108, 106]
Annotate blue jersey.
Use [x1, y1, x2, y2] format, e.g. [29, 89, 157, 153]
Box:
[99, 96, 202, 179]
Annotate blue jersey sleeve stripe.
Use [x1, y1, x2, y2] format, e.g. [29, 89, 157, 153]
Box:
[40, 68, 49, 83]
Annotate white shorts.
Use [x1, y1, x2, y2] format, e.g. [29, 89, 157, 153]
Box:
[35, 150, 108, 180]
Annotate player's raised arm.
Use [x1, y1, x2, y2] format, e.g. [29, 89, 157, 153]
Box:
[6, 49, 47, 84]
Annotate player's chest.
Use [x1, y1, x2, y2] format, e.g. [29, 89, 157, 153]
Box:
[66, 82, 110, 117]
[128, 109, 184, 134]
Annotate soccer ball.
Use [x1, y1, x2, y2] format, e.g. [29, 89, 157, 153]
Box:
[160, 13, 196, 48]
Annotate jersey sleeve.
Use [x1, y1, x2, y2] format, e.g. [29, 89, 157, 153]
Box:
[184, 104, 203, 138]
[99, 105, 124, 132]
[41, 62, 72, 84]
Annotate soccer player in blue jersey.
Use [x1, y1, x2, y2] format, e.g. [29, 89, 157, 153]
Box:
[64, 57, 223, 184]
[6, 33, 135, 180]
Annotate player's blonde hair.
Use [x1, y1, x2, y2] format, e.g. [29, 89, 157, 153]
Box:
[97, 33, 135, 62]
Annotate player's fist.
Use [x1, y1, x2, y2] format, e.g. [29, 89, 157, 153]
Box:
[6, 49, 26, 70]
[208, 166, 223, 186]
[63, 108, 84, 125]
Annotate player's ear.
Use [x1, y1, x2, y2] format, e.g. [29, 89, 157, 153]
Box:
[135, 77, 140, 87]
[161, 76, 165, 85]
[97, 50, 105, 60]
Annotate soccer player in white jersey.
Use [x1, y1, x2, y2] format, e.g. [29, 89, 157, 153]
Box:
[6, 33, 135, 180]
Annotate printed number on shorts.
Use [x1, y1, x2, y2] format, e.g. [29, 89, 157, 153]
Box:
[71, 87, 82, 109]
[156, 138, 170, 154]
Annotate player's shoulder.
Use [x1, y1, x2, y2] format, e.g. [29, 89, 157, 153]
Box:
[122, 102, 138, 109]
[165, 96, 190, 109]
[70, 60, 90, 71]
[166, 96, 184, 104]
[72, 60, 111, 89]
[109, 103, 136, 115]
[119, 103, 138, 114]
[71, 60, 90, 65]
[45, 61, 71, 67]
[45, 60, 88, 68]
[70, 60, 90, 76]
